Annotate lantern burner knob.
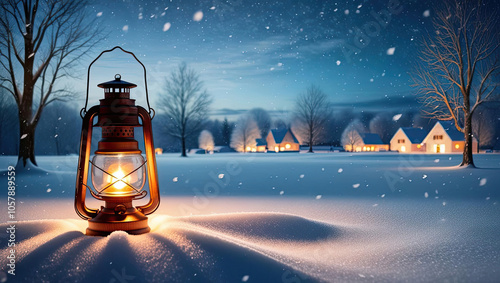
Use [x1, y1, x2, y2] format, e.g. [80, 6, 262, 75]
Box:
[114, 204, 127, 215]
[115, 74, 121, 80]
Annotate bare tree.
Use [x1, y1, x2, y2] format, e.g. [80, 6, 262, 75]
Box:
[230, 115, 260, 152]
[341, 119, 365, 152]
[198, 130, 214, 153]
[412, 0, 500, 167]
[0, 0, 101, 167]
[369, 113, 396, 144]
[159, 63, 212, 157]
[248, 108, 271, 138]
[293, 85, 331, 153]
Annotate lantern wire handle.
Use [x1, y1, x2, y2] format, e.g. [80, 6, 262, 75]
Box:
[81, 46, 155, 119]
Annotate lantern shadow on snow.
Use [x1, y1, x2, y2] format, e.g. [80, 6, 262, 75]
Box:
[75, 46, 160, 236]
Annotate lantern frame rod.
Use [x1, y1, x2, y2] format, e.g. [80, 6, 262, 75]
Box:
[81, 46, 155, 119]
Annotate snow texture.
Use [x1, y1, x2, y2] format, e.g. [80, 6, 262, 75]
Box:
[1, 154, 500, 282]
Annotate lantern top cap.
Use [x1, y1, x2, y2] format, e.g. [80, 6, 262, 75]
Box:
[97, 74, 137, 89]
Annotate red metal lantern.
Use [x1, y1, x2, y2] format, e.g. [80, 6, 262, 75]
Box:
[75, 47, 160, 236]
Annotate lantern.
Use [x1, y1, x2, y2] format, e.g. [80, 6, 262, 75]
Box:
[75, 47, 160, 236]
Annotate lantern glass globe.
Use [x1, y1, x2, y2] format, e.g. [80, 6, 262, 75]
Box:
[91, 153, 146, 197]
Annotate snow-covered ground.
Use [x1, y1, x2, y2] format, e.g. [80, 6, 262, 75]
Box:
[1, 153, 500, 282]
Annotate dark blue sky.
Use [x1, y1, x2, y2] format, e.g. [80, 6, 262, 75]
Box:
[82, 0, 452, 119]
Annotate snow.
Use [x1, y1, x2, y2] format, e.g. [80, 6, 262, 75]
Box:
[163, 22, 171, 32]
[423, 10, 430, 17]
[386, 47, 396, 55]
[193, 11, 203, 22]
[1, 153, 500, 282]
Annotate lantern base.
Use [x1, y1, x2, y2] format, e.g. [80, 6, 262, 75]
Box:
[86, 205, 150, 236]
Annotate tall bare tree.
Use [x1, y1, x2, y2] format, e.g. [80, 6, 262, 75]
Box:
[341, 119, 365, 152]
[230, 115, 260, 152]
[293, 85, 331, 153]
[412, 0, 500, 167]
[159, 63, 212, 157]
[0, 0, 101, 167]
[198, 130, 214, 153]
[248, 108, 271, 138]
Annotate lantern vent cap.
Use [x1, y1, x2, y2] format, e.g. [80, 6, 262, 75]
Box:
[97, 74, 137, 89]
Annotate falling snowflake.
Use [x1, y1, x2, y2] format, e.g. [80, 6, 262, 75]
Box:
[381, 194, 385, 198]
[479, 178, 487, 186]
[21, 134, 27, 139]
[193, 11, 204, 21]
[96, 12, 103, 17]
[242, 275, 249, 282]
[386, 47, 396, 55]
[46, 188, 52, 193]
[338, 168, 343, 173]
[352, 183, 360, 188]
[423, 174, 428, 179]
[163, 22, 171, 32]
[423, 10, 430, 17]
[424, 192, 429, 198]
[122, 25, 129, 32]
[218, 174, 224, 179]
[279, 190, 284, 195]
[434, 159, 440, 163]
[299, 174, 305, 178]
[336, 60, 341, 66]
[138, 13, 143, 20]
[392, 114, 402, 121]
[344, 9, 349, 15]
[172, 177, 178, 182]
[315, 195, 322, 200]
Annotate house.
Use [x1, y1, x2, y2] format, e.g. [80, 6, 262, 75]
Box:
[344, 132, 389, 152]
[266, 128, 300, 152]
[359, 133, 389, 152]
[422, 121, 478, 153]
[390, 127, 428, 153]
[255, 138, 267, 152]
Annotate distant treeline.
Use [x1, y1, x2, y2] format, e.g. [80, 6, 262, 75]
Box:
[0, 95, 499, 155]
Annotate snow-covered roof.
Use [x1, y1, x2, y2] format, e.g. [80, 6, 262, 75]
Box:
[270, 129, 299, 144]
[438, 121, 464, 141]
[360, 133, 384, 145]
[400, 127, 428, 143]
[256, 138, 267, 146]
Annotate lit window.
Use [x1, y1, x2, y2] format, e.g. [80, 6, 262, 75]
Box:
[417, 144, 421, 149]
[246, 146, 251, 152]
[285, 144, 291, 149]
[275, 146, 279, 152]
[371, 146, 375, 151]
[363, 146, 367, 151]
[280, 147, 285, 151]
[401, 146, 406, 152]
[455, 144, 459, 149]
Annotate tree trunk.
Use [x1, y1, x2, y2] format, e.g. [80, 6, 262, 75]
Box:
[308, 128, 313, 153]
[460, 115, 475, 167]
[18, 119, 37, 166]
[181, 135, 187, 157]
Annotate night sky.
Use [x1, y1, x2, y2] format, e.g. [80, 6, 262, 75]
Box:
[81, 0, 463, 119]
